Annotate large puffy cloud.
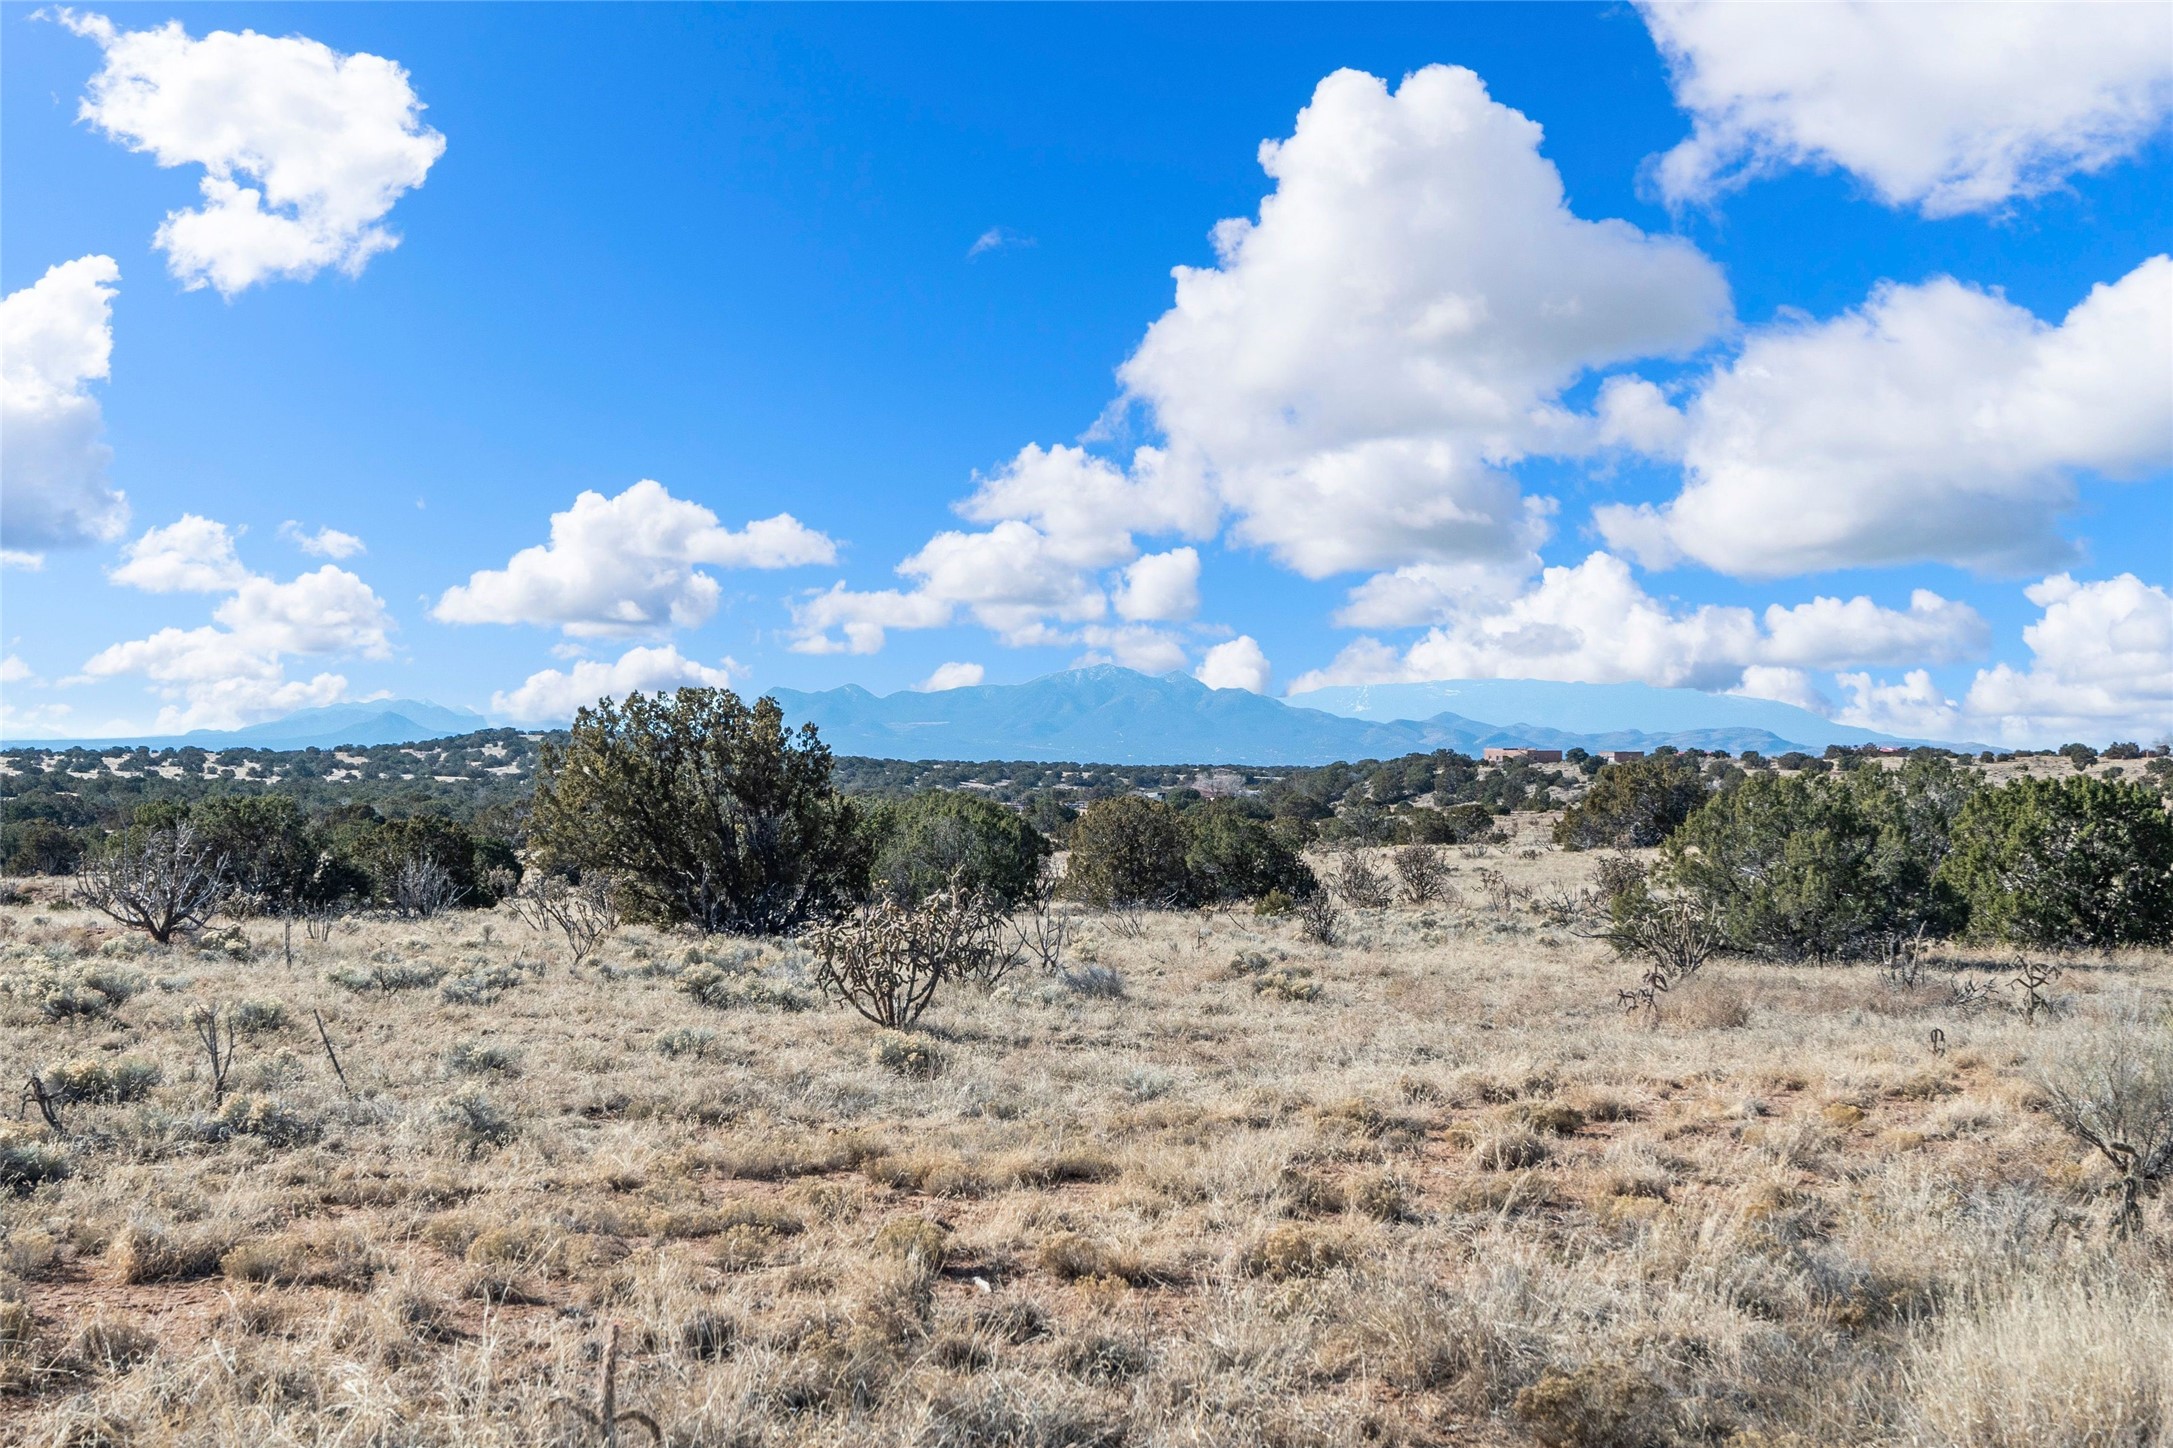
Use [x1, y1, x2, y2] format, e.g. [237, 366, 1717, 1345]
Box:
[788, 584, 953, 657]
[1196, 636, 1272, 694]
[59, 10, 446, 295]
[1, 255, 129, 553]
[1833, 571, 2173, 747]
[490, 645, 740, 725]
[1598, 257, 2173, 577]
[955, 443, 1214, 569]
[1958, 574, 2172, 744]
[435, 480, 836, 638]
[215, 566, 396, 658]
[898, 522, 1108, 640]
[1760, 590, 1989, 671]
[1112, 548, 1201, 623]
[79, 556, 394, 732]
[1287, 551, 1988, 698]
[1642, 2, 2173, 217]
[1333, 558, 1547, 631]
[1830, 671, 1969, 742]
[108, 514, 249, 593]
[1117, 64, 1730, 580]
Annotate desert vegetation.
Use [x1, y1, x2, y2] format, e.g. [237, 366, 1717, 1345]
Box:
[3, 688, 2170, 1446]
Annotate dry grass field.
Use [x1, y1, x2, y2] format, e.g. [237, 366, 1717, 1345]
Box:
[2, 843, 2168, 1448]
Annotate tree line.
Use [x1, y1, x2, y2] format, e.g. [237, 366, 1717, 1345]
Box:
[1559, 752, 2173, 954]
[18, 687, 2172, 957]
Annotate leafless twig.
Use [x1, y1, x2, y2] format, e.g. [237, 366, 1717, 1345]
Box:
[190, 1004, 236, 1107]
[314, 1009, 355, 1100]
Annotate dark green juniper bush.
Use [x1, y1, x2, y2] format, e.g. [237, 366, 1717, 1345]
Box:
[527, 688, 870, 935]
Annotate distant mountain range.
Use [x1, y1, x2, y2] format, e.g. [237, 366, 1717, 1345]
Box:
[4, 700, 490, 753]
[4, 671, 1973, 763]
[1286, 678, 1965, 754]
[767, 666, 1951, 765]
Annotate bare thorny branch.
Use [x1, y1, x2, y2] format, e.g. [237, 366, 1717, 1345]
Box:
[190, 1003, 237, 1107]
[507, 870, 622, 969]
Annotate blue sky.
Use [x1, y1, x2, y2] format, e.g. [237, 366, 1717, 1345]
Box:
[3, 3, 2168, 745]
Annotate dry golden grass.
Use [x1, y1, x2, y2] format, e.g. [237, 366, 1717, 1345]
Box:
[2, 842, 2169, 1446]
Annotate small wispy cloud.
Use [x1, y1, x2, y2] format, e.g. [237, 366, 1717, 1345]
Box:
[968, 226, 1035, 259]
[280, 520, 367, 559]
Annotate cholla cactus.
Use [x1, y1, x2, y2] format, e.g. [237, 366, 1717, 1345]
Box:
[804, 874, 1012, 1029]
[1392, 845, 1448, 904]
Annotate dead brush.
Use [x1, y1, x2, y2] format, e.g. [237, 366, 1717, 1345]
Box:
[1008, 867, 1076, 973]
[1239, 1223, 1354, 1279]
[73, 823, 225, 944]
[1879, 923, 1932, 988]
[1530, 885, 1595, 928]
[1598, 886, 1723, 1026]
[1475, 867, 1523, 914]
[2008, 957, 2064, 1025]
[1297, 892, 1343, 946]
[507, 870, 621, 969]
[387, 854, 467, 919]
[1331, 853, 1394, 910]
[188, 1002, 238, 1106]
[2034, 1010, 2173, 1236]
[220, 1224, 382, 1290]
[553, 1322, 662, 1447]
[1037, 1230, 1149, 1284]
[110, 1220, 227, 1284]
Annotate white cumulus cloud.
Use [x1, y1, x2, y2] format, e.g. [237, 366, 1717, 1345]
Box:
[1642, 1, 2173, 217]
[916, 662, 985, 692]
[1958, 573, 2172, 745]
[1729, 665, 1832, 716]
[1118, 64, 1729, 580]
[1759, 590, 1990, 671]
[787, 444, 1214, 656]
[78, 520, 395, 731]
[490, 645, 740, 725]
[1196, 636, 1272, 694]
[1598, 257, 2173, 577]
[1832, 670, 1968, 742]
[109, 515, 250, 593]
[1839, 572, 2173, 745]
[435, 480, 836, 638]
[59, 9, 446, 295]
[1112, 548, 1201, 623]
[788, 584, 954, 657]
[1287, 552, 1988, 701]
[1071, 625, 1189, 676]
[1, 254, 129, 552]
